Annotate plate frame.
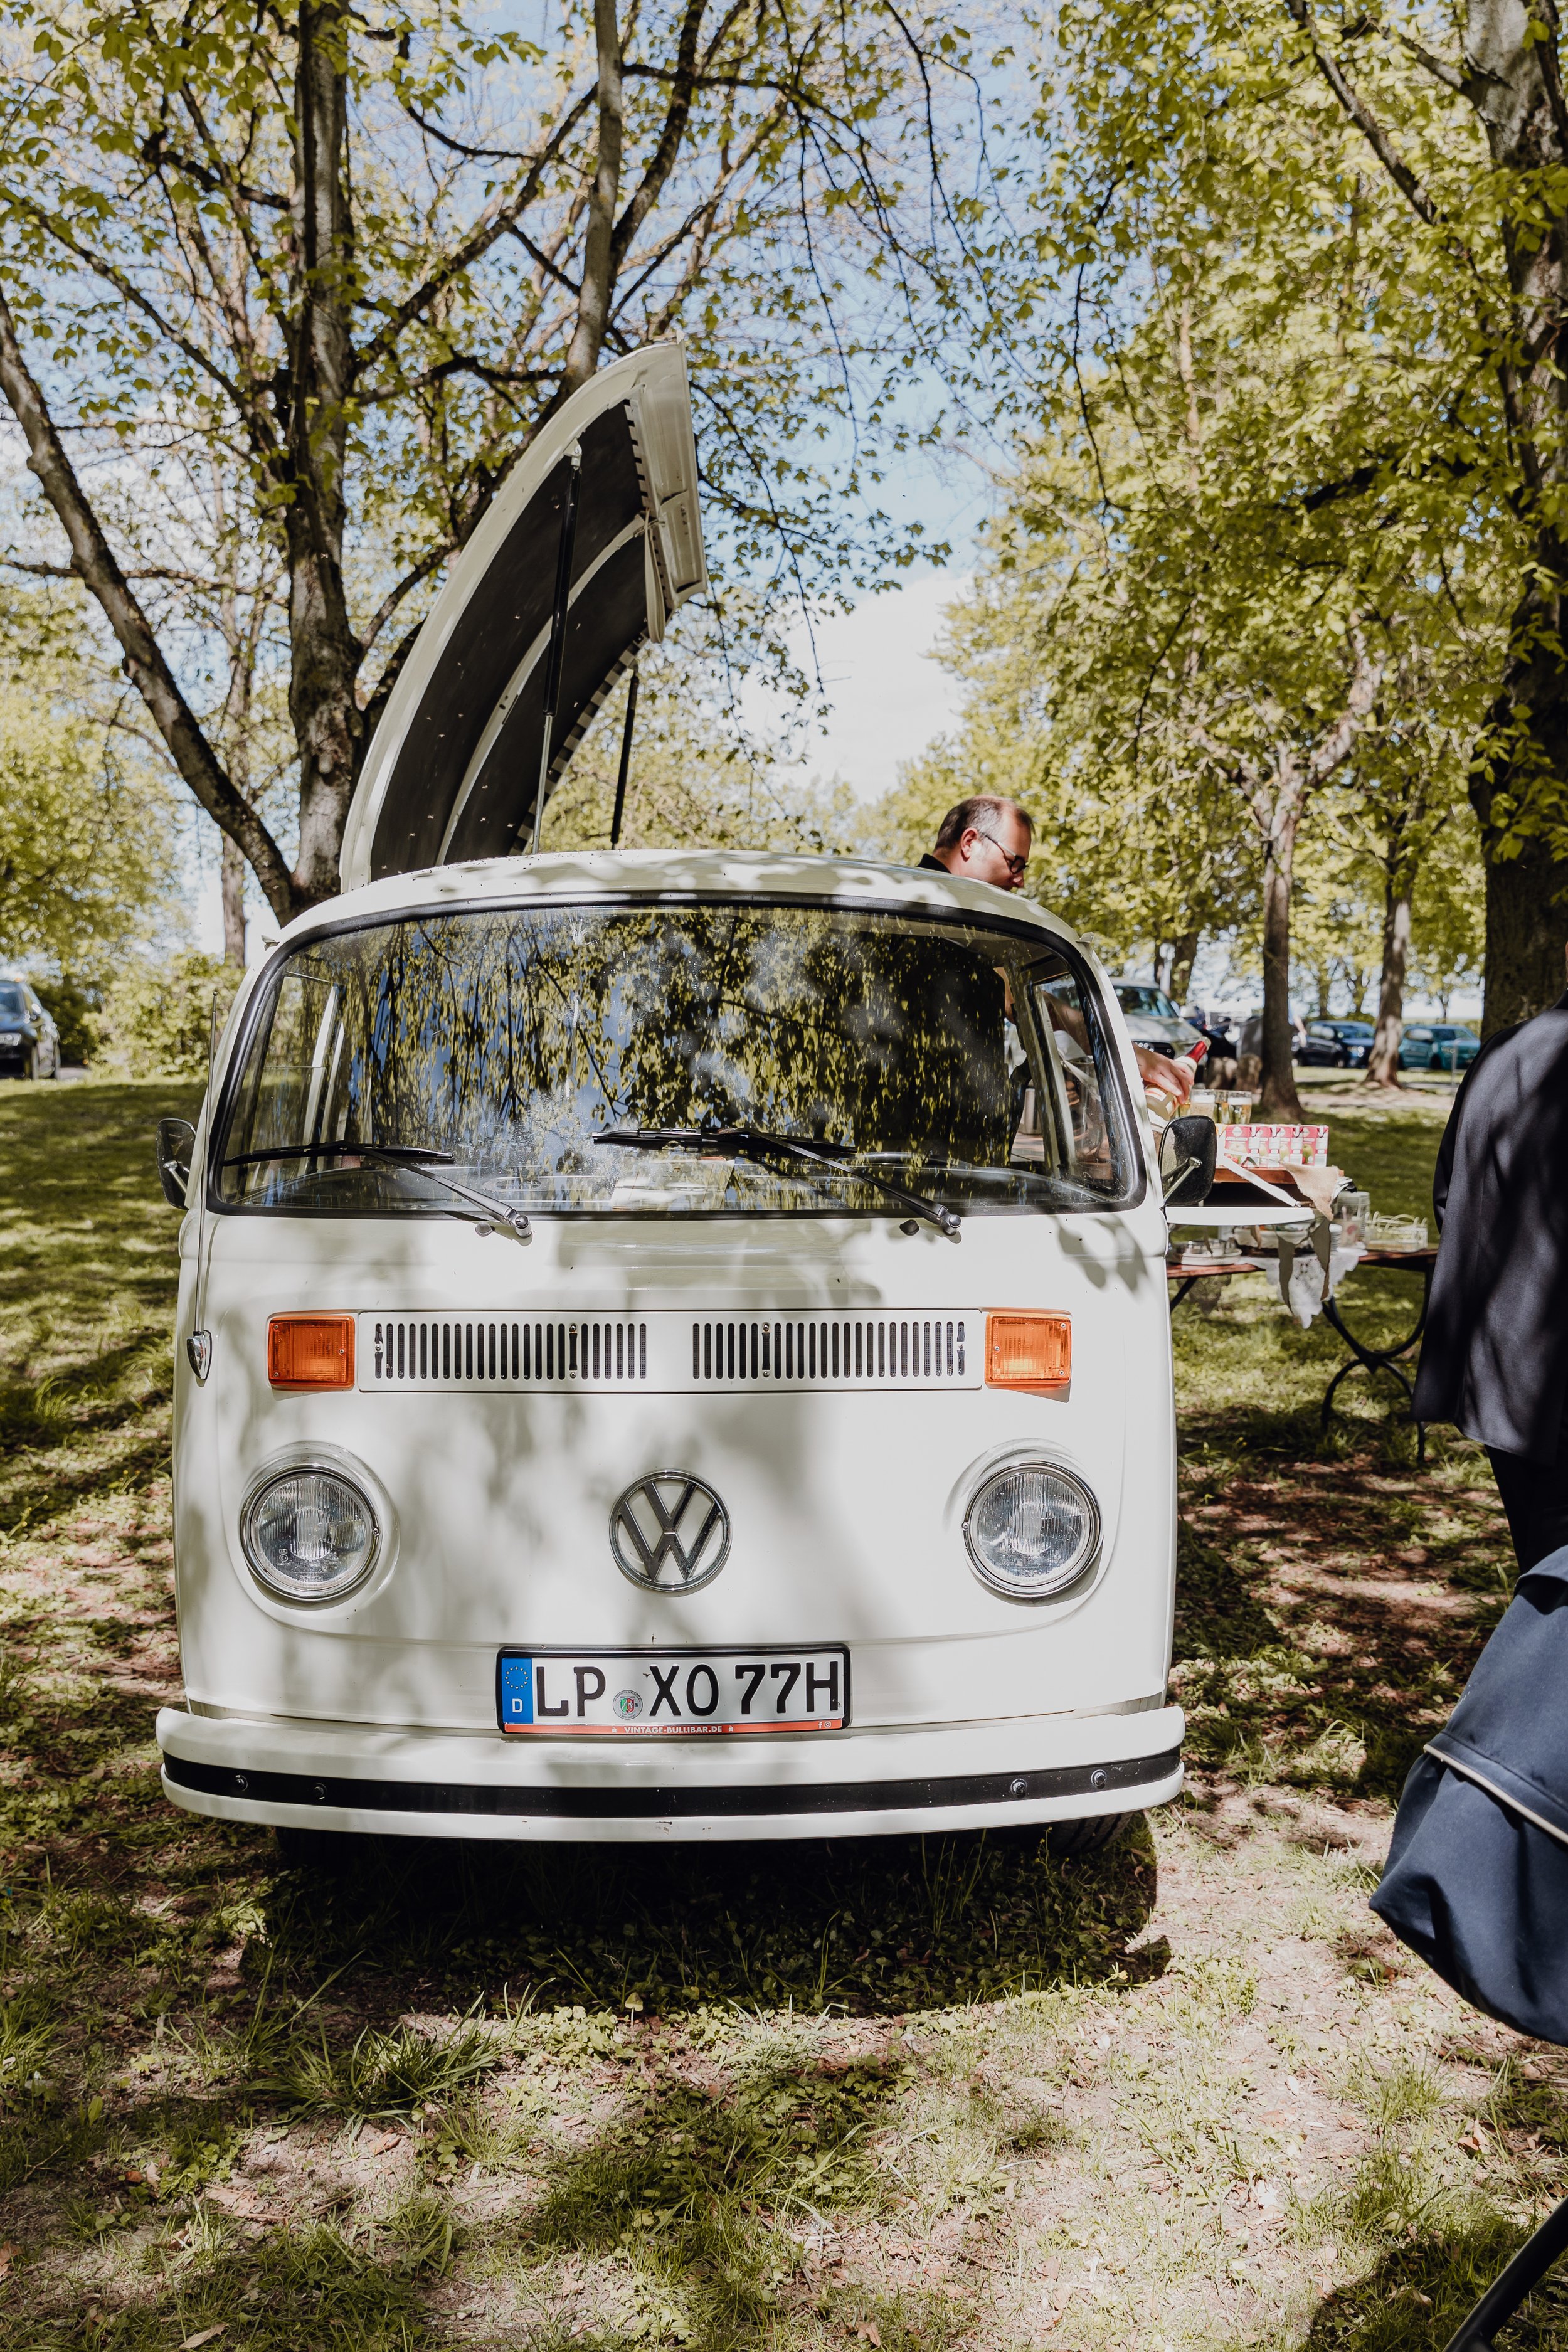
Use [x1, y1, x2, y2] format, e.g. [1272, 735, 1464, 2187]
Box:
[495, 1644, 852, 1736]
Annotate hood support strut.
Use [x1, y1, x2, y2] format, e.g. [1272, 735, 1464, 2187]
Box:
[610, 662, 639, 848]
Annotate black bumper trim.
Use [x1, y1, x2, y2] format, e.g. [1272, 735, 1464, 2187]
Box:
[163, 1746, 1179, 1820]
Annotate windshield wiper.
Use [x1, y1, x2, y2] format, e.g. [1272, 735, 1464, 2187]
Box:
[223, 1142, 455, 1168]
[595, 1125, 960, 1241]
[220, 1142, 532, 1242]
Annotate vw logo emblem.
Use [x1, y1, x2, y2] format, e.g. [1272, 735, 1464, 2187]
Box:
[610, 1472, 731, 1593]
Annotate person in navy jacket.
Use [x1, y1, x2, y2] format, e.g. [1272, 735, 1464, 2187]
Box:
[1412, 963, 1568, 1572]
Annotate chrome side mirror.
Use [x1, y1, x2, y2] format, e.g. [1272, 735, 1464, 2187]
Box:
[155, 1117, 196, 1209]
[1160, 1114, 1217, 1208]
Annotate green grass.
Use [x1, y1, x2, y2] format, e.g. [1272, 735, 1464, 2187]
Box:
[3, 1075, 1567, 2350]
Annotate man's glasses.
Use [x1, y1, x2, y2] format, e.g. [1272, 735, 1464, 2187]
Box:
[972, 828, 1030, 879]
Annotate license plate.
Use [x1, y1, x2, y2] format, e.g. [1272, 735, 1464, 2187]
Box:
[496, 1647, 850, 1735]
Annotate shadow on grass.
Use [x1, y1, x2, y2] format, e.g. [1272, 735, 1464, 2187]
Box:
[1294, 2213, 1568, 2350]
[518, 2048, 914, 2344]
[252, 1820, 1162, 2015]
[1173, 1411, 1513, 1819]
[4, 2043, 972, 2352]
[4, 2212, 440, 2352]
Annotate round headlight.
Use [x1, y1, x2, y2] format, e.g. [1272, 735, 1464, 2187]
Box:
[241, 1463, 379, 1603]
[964, 1463, 1100, 1599]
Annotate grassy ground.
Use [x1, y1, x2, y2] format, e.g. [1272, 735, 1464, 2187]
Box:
[2, 1076, 1565, 2351]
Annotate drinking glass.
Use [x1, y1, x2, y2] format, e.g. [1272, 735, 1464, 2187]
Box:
[1335, 1189, 1369, 1248]
[1367, 1211, 1428, 1251]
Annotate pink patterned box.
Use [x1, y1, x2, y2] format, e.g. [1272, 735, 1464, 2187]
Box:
[1218, 1124, 1329, 1169]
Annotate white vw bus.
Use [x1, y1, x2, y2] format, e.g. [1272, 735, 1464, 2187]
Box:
[154, 346, 1195, 1848]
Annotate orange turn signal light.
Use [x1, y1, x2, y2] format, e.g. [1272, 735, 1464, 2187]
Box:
[267, 1314, 354, 1391]
[985, 1311, 1071, 1391]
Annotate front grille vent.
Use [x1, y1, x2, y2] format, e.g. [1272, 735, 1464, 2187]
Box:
[356, 1310, 981, 1392]
[692, 1317, 965, 1385]
[366, 1316, 647, 1390]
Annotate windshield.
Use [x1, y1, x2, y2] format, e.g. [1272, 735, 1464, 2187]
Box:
[214, 901, 1140, 1219]
[1115, 985, 1178, 1020]
[0, 985, 26, 1019]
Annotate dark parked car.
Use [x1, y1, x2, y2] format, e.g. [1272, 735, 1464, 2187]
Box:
[1399, 1022, 1480, 1073]
[1296, 1019, 1375, 1068]
[0, 977, 61, 1081]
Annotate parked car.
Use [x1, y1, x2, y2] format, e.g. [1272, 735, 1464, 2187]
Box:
[1399, 1022, 1480, 1073]
[151, 345, 1210, 1860]
[1112, 982, 1205, 1060]
[1296, 1019, 1375, 1069]
[0, 975, 61, 1081]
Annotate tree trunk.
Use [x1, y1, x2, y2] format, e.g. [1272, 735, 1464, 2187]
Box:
[220, 835, 248, 967]
[284, 1, 363, 906]
[1258, 801, 1306, 1119]
[1461, 8, 1568, 1032]
[562, 0, 625, 393]
[1467, 548, 1568, 1033]
[1168, 926, 1200, 1005]
[1470, 758, 1568, 1032]
[1366, 879, 1410, 1086]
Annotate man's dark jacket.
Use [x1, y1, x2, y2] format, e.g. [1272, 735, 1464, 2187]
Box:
[1411, 992, 1568, 1461]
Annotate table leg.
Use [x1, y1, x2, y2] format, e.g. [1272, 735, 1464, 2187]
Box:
[1320, 1269, 1433, 1463]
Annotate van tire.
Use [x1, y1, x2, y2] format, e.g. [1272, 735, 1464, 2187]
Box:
[274, 1825, 351, 1870]
[1046, 1813, 1132, 1859]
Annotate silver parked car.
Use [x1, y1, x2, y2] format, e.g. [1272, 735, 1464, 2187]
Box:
[1112, 983, 1204, 1062]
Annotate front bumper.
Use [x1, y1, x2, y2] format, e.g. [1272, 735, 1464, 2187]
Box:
[157, 1703, 1184, 1843]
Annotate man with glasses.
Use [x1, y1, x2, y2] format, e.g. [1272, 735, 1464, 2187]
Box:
[919, 796, 1192, 1111]
[919, 795, 1034, 891]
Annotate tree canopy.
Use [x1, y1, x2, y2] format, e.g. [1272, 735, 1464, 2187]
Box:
[0, 0, 1000, 921]
[1016, 0, 1564, 1035]
[873, 0, 1507, 1099]
[0, 587, 183, 976]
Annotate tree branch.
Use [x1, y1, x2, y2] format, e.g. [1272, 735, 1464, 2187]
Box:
[503, 221, 581, 297]
[0, 282, 297, 922]
[1, 554, 226, 590]
[357, 353, 550, 406]
[1392, 29, 1465, 95]
[563, 0, 628, 391]
[358, 609, 426, 739]
[360, 538, 452, 654]
[1283, 0, 1441, 226]
[398, 99, 564, 167]
[356, 90, 595, 375]
[142, 121, 289, 209]
[1305, 625, 1384, 783]
[9, 194, 272, 448]
[610, 0, 709, 277]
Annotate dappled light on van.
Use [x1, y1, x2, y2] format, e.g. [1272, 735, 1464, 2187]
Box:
[214, 904, 1139, 1218]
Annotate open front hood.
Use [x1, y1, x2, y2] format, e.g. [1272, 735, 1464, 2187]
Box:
[340, 343, 706, 891]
